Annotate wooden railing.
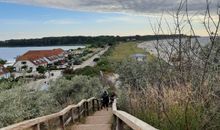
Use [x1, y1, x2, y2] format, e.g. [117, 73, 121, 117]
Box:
[112, 99, 158, 130]
[1, 97, 100, 130]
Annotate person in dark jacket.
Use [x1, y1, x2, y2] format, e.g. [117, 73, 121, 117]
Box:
[109, 92, 116, 106]
[101, 91, 109, 110]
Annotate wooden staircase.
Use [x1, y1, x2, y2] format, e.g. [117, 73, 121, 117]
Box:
[1, 97, 158, 130]
[72, 108, 112, 130]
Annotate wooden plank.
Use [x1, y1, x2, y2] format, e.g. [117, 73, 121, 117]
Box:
[59, 105, 77, 116]
[1, 113, 60, 130]
[112, 99, 158, 130]
[71, 108, 75, 123]
[32, 124, 40, 130]
[112, 99, 117, 111]
[116, 117, 123, 130]
[64, 117, 72, 126]
[97, 99, 100, 110]
[86, 102, 89, 116]
[59, 116, 65, 130]
[92, 99, 95, 112]
[113, 109, 158, 130]
[77, 106, 81, 122]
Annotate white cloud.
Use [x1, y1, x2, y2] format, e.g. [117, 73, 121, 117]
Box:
[0, 0, 219, 14]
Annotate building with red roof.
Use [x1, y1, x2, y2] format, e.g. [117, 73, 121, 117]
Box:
[14, 48, 65, 72]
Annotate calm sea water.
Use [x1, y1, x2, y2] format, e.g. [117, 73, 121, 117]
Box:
[0, 46, 84, 65]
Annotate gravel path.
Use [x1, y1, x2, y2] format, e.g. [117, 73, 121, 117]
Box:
[74, 46, 109, 70]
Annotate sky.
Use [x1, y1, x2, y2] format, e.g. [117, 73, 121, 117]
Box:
[0, 0, 219, 40]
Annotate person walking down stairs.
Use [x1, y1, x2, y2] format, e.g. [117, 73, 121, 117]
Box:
[101, 91, 109, 111]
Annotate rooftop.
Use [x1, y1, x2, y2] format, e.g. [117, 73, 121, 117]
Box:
[16, 48, 64, 61]
[131, 53, 146, 58]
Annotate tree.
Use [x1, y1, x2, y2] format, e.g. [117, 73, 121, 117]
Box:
[0, 59, 7, 65]
[93, 58, 100, 62]
[6, 66, 14, 73]
[36, 66, 47, 75]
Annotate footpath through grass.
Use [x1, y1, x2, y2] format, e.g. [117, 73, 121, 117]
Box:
[107, 42, 145, 62]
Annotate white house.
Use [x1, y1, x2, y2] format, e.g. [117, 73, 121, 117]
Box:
[14, 48, 65, 72]
[131, 54, 146, 62]
[0, 64, 11, 79]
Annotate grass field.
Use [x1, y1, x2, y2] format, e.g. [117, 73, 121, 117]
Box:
[87, 41, 154, 74]
[107, 42, 145, 62]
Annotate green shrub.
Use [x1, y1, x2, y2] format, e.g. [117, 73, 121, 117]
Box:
[96, 58, 113, 72]
[116, 58, 220, 130]
[49, 75, 102, 105]
[0, 59, 7, 65]
[0, 87, 59, 127]
[36, 66, 47, 74]
[63, 66, 100, 77]
[75, 66, 100, 77]
[0, 79, 26, 91]
[93, 58, 100, 62]
[0, 75, 103, 128]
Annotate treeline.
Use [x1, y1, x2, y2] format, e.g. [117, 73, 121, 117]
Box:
[0, 35, 187, 47]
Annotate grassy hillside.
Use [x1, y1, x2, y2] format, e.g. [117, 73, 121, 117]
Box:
[107, 42, 145, 62]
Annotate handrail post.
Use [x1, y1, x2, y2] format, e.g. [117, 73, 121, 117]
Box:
[116, 117, 123, 130]
[97, 99, 100, 110]
[33, 123, 40, 130]
[71, 108, 75, 123]
[83, 102, 86, 117]
[92, 99, 95, 112]
[113, 115, 117, 130]
[59, 115, 65, 130]
[86, 101, 89, 116]
[47, 120, 52, 130]
[77, 106, 81, 121]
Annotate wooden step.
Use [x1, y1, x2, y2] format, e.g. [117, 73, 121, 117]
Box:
[93, 109, 112, 116]
[72, 124, 111, 130]
[85, 115, 112, 124]
[71, 108, 113, 130]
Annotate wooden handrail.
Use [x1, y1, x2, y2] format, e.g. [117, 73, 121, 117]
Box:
[1, 97, 100, 130]
[112, 99, 158, 130]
